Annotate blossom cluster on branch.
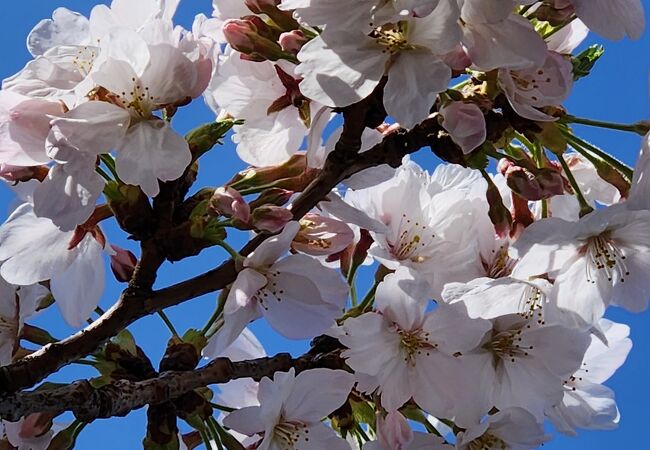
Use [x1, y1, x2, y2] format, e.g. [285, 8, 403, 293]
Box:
[0, 0, 648, 449]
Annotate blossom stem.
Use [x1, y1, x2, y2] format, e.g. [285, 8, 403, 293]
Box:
[100, 154, 122, 182]
[347, 264, 360, 306]
[157, 311, 179, 337]
[359, 281, 379, 313]
[206, 418, 224, 450]
[564, 115, 650, 136]
[201, 289, 228, 337]
[354, 423, 370, 443]
[96, 166, 113, 182]
[209, 402, 236, 413]
[216, 240, 242, 261]
[198, 426, 213, 450]
[558, 154, 594, 217]
[94, 306, 106, 317]
[561, 130, 634, 180]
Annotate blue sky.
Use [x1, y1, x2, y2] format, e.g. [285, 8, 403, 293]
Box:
[1, 1, 649, 449]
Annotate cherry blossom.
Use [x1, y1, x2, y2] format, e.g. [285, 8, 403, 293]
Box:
[223, 368, 355, 450]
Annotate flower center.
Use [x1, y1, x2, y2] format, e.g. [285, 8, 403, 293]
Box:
[391, 214, 436, 262]
[109, 77, 156, 119]
[583, 233, 629, 284]
[484, 244, 516, 278]
[372, 23, 412, 54]
[397, 328, 436, 366]
[273, 420, 310, 450]
[487, 328, 533, 363]
[467, 433, 509, 450]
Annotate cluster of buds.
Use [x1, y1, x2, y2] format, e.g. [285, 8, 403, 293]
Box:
[209, 185, 293, 233]
[223, 0, 304, 62]
[498, 153, 569, 201]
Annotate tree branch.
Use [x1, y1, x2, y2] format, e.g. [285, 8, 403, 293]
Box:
[0, 351, 345, 422]
[0, 95, 447, 397]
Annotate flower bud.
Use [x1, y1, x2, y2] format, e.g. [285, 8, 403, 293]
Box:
[110, 245, 138, 283]
[228, 154, 320, 193]
[252, 205, 293, 232]
[209, 186, 251, 224]
[279, 30, 308, 54]
[292, 213, 355, 256]
[501, 159, 566, 201]
[245, 0, 299, 31]
[249, 188, 294, 209]
[0, 163, 48, 182]
[441, 44, 472, 75]
[439, 102, 487, 154]
[223, 18, 286, 62]
[486, 180, 512, 239]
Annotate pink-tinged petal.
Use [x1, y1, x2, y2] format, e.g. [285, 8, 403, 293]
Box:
[116, 120, 192, 197]
[439, 102, 486, 154]
[48, 101, 130, 155]
[0, 91, 64, 166]
[50, 235, 104, 328]
[375, 411, 413, 450]
[283, 368, 355, 422]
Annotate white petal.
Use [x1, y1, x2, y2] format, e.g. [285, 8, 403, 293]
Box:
[116, 120, 191, 197]
[284, 368, 355, 422]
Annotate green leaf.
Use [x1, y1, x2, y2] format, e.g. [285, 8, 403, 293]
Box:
[572, 44, 605, 81]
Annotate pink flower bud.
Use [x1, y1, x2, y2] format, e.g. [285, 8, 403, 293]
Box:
[0, 163, 48, 182]
[209, 186, 251, 224]
[504, 164, 566, 201]
[252, 205, 293, 232]
[110, 245, 138, 282]
[440, 102, 487, 154]
[244, 0, 299, 31]
[18, 413, 53, 439]
[223, 18, 286, 62]
[292, 213, 355, 256]
[279, 30, 308, 54]
[441, 44, 472, 74]
[245, 0, 278, 12]
[486, 181, 512, 239]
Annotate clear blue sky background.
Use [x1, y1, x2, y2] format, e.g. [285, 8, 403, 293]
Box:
[1, 1, 649, 449]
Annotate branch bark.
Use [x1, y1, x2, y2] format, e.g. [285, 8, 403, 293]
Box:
[0, 351, 345, 422]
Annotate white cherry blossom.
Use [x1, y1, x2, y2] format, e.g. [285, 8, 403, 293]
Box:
[209, 221, 348, 354]
[223, 368, 355, 450]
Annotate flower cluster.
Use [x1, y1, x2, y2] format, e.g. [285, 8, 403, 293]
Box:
[0, 0, 648, 449]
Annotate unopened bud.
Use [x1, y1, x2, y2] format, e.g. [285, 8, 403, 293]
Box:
[223, 18, 287, 62]
[245, 0, 300, 31]
[486, 180, 512, 238]
[209, 186, 251, 223]
[439, 101, 487, 154]
[503, 162, 566, 201]
[0, 163, 48, 182]
[279, 30, 308, 54]
[228, 154, 320, 193]
[293, 213, 354, 256]
[510, 193, 535, 239]
[442, 44, 472, 75]
[252, 205, 293, 232]
[110, 245, 138, 282]
[249, 188, 294, 209]
[18, 413, 54, 440]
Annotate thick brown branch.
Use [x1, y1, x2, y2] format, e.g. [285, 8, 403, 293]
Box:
[0, 352, 345, 422]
